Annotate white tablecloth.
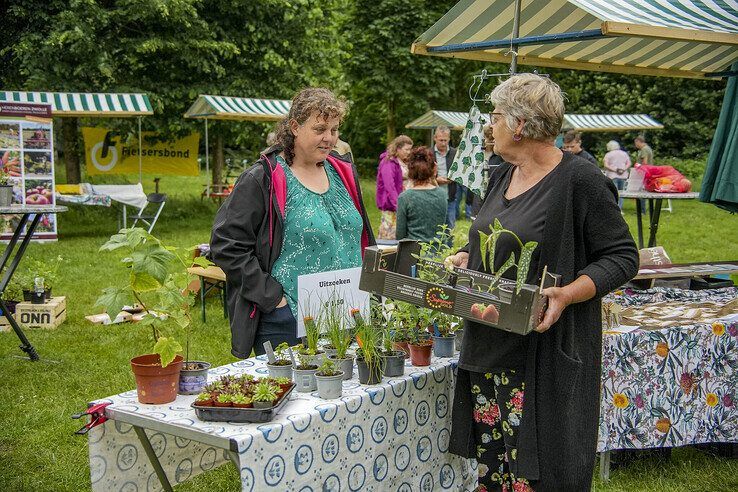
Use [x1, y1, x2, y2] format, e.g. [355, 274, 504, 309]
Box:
[88, 355, 476, 491]
[89, 183, 148, 210]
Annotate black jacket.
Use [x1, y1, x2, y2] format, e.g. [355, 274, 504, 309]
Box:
[450, 154, 639, 490]
[210, 148, 376, 358]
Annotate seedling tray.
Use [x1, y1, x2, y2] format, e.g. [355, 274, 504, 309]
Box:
[359, 241, 560, 335]
[191, 384, 295, 423]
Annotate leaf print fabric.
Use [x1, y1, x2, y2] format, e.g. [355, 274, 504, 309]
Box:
[448, 105, 488, 197]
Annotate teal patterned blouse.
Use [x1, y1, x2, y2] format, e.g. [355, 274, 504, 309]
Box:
[271, 155, 363, 318]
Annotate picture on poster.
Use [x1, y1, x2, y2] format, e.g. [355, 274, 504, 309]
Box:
[22, 126, 51, 149]
[0, 124, 21, 148]
[25, 179, 54, 206]
[23, 151, 53, 176]
[296, 267, 370, 337]
[2, 150, 21, 178]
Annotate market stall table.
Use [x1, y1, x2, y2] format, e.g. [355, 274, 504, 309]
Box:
[0, 205, 67, 360]
[56, 183, 147, 229]
[598, 287, 738, 480]
[618, 191, 700, 248]
[87, 355, 475, 491]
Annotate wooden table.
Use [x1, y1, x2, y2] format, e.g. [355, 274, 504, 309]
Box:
[187, 266, 227, 323]
[619, 191, 699, 248]
[0, 205, 67, 360]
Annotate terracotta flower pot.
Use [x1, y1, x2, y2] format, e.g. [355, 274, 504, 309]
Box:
[408, 342, 433, 367]
[392, 341, 410, 358]
[130, 354, 184, 404]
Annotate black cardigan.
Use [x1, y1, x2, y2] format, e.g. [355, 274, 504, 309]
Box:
[450, 154, 639, 490]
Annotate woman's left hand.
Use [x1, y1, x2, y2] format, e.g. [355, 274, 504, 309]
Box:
[535, 286, 573, 333]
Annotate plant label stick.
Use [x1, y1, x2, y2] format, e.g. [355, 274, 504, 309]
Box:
[263, 341, 277, 364]
[287, 346, 297, 367]
[539, 265, 548, 294]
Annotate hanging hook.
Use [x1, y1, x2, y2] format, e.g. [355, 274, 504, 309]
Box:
[468, 69, 489, 104]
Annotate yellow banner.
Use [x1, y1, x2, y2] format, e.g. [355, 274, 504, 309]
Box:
[82, 127, 199, 176]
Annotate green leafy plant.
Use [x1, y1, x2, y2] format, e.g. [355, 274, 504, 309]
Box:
[302, 315, 321, 355]
[322, 291, 352, 359]
[96, 227, 212, 368]
[232, 393, 252, 406]
[0, 167, 10, 186]
[478, 218, 538, 294]
[353, 309, 382, 374]
[412, 224, 456, 283]
[216, 392, 233, 405]
[27, 255, 65, 288]
[316, 357, 340, 377]
[252, 380, 278, 403]
[296, 348, 317, 369]
[434, 312, 458, 337]
[272, 342, 292, 366]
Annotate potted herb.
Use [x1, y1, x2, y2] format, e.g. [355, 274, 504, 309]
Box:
[408, 324, 434, 367]
[97, 228, 211, 404]
[315, 357, 344, 399]
[252, 380, 279, 408]
[293, 350, 319, 393]
[324, 305, 354, 380]
[266, 342, 294, 379]
[432, 312, 458, 358]
[354, 310, 384, 384]
[0, 168, 13, 207]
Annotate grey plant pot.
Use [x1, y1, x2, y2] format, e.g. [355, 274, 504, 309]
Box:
[329, 355, 354, 380]
[323, 347, 338, 357]
[301, 351, 324, 368]
[293, 367, 318, 392]
[381, 351, 405, 377]
[315, 371, 344, 399]
[0, 186, 13, 207]
[454, 328, 464, 352]
[178, 361, 211, 395]
[267, 362, 293, 380]
[253, 400, 274, 409]
[433, 335, 456, 358]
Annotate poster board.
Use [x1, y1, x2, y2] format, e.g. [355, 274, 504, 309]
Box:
[0, 102, 57, 240]
[296, 267, 370, 337]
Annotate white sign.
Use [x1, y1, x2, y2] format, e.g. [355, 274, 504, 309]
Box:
[296, 267, 370, 337]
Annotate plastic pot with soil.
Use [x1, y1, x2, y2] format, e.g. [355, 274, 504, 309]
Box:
[356, 356, 385, 385]
[380, 350, 406, 377]
[328, 354, 354, 380]
[432, 334, 456, 358]
[408, 340, 434, 367]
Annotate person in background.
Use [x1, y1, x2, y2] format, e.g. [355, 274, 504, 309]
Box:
[470, 124, 504, 218]
[634, 135, 654, 165]
[562, 130, 598, 166]
[445, 74, 638, 491]
[433, 126, 457, 229]
[211, 87, 375, 358]
[376, 135, 413, 239]
[333, 137, 353, 163]
[396, 146, 447, 242]
[603, 139, 632, 209]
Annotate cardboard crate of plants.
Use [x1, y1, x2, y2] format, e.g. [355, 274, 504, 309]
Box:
[359, 229, 559, 336]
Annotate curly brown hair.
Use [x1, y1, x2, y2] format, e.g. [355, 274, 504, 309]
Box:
[275, 87, 347, 165]
[407, 146, 436, 184]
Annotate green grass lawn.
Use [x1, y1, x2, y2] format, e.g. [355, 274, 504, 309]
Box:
[0, 172, 736, 491]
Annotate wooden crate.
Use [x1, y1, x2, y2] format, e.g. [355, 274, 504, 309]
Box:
[15, 296, 67, 329]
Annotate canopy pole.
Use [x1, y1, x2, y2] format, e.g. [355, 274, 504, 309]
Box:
[205, 118, 210, 197]
[510, 0, 522, 74]
[137, 117, 143, 183]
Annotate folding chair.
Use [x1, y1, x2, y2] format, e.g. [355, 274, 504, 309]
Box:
[130, 193, 167, 233]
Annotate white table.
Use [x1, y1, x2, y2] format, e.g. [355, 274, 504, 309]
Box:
[88, 355, 476, 491]
[57, 183, 147, 229]
[618, 191, 699, 248]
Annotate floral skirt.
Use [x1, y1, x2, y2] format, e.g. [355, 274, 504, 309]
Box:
[377, 210, 396, 240]
[469, 369, 534, 492]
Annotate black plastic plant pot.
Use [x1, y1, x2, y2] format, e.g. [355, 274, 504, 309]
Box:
[356, 357, 385, 385]
[30, 291, 45, 304]
[381, 351, 405, 377]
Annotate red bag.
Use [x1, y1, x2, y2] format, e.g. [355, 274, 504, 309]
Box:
[637, 164, 692, 193]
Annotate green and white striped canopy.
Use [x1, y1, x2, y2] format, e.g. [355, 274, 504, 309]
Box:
[406, 110, 663, 132]
[0, 91, 153, 117]
[184, 95, 290, 121]
[413, 0, 738, 79]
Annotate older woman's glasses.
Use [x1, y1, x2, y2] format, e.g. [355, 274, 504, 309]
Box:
[490, 112, 504, 125]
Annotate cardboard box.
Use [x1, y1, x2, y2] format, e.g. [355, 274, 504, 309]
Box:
[15, 296, 67, 329]
[359, 242, 559, 335]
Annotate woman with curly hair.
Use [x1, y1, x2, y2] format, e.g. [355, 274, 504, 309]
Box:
[395, 146, 447, 242]
[211, 87, 375, 358]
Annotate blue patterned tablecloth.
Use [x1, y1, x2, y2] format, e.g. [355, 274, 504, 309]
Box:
[88, 355, 476, 491]
[598, 287, 738, 452]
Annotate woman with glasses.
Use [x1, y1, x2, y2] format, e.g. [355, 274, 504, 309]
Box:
[445, 74, 638, 491]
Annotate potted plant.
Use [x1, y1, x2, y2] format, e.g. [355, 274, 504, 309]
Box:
[97, 228, 211, 404]
[252, 380, 279, 408]
[213, 391, 233, 407]
[354, 310, 384, 384]
[25, 256, 64, 300]
[232, 393, 253, 408]
[293, 350, 319, 393]
[432, 312, 458, 358]
[378, 306, 405, 377]
[324, 304, 354, 380]
[314, 357, 344, 399]
[301, 315, 324, 367]
[266, 342, 294, 379]
[408, 325, 434, 367]
[0, 168, 13, 207]
[193, 391, 214, 407]
[1, 277, 24, 314]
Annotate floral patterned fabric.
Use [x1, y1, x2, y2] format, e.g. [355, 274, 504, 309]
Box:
[604, 286, 738, 309]
[468, 370, 533, 492]
[598, 286, 738, 452]
[377, 210, 397, 240]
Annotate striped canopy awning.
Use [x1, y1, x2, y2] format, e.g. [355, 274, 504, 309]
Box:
[406, 110, 663, 132]
[412, 0, 738, 79]
[0, 91, 153, 117]
[184, 95, 291, 121]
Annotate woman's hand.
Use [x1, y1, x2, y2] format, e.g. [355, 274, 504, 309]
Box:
[535, 286, 572, 333]
[444, 251, 469, 270]
[276, 296, 288, 308]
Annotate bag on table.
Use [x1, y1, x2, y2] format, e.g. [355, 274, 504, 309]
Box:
[637, 164, 692, 193]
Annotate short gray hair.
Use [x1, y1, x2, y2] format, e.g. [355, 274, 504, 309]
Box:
[488, 74, 565, 141]
[606, 140, 620, 151]
[434, 125, 450, 136]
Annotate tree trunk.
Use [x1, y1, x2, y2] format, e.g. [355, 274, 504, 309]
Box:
[61, 118, 81, 184]
[386, 98, 396, 143]
[213, 133, 224, 185]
